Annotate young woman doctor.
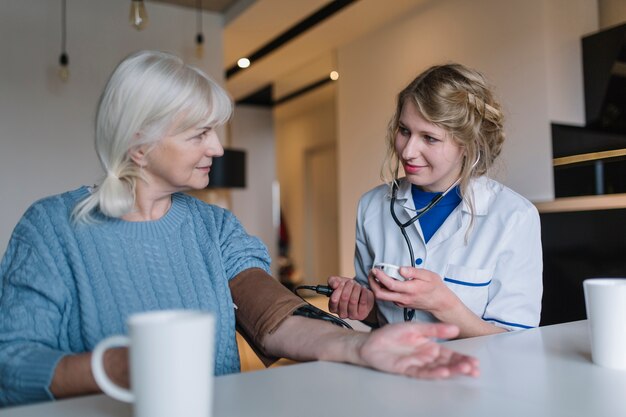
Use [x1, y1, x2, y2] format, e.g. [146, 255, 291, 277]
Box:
[328, 63, 542, 338]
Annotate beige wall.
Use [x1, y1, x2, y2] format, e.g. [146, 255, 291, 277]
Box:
[599, 0, 626, 28]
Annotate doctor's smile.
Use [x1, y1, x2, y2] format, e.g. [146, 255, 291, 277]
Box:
[402, 162, 426, 174]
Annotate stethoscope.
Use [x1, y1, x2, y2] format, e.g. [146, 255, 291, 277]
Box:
[389, 155, 480, 321]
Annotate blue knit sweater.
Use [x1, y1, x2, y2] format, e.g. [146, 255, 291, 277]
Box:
[0, 187, 270, 406]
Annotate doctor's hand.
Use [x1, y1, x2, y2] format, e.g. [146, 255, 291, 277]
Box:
[356, 322, 480, 379]
[368, 267, 460, 319]
[368, 267, 507, 339]
[328, 276, 375, 320]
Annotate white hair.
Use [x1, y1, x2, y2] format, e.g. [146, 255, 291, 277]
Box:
[72, 50, 232, 223]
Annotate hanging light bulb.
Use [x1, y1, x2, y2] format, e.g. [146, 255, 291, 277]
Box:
[195, 0, 204, 59]
[129, 0, 148, 30]
[196, 33, 205, 59]
[58, 52, 70, 82]
[58, 0, 69, 82]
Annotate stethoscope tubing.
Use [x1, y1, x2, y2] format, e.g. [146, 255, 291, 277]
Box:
[390, 183, 442, 322]
[387, 156, 479, 322]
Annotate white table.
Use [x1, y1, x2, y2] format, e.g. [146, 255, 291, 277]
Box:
[1, 320, 625, 417]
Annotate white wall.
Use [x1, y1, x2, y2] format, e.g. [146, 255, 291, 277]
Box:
[229, 105, 279, 276]
[336, 0, 598, 275]
[0, 0, 225, 253]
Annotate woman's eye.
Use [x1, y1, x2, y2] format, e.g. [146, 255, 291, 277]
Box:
[192, 129, 209, 140]
[424, 135, 439, 143]
[398, 127, 410, 137]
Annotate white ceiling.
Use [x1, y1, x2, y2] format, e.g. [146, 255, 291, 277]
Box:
[154, 0, 431, 102]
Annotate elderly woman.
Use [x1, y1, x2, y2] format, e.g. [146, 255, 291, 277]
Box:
[0, 50, 478, 407]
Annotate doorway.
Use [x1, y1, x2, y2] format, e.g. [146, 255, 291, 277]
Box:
[303, 144, 339, 285]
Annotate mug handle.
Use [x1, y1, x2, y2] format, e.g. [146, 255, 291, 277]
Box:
[91, 335, 134, 403]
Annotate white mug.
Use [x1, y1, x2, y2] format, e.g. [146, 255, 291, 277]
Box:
[91, 310, 215, 417]
[583, 278, 626, 370]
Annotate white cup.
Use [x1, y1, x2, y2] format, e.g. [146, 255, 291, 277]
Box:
[91, 310, 215, 417]
[373, 262, 405, 281]
[583, 278, 626, 370]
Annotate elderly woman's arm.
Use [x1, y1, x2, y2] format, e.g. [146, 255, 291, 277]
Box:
[231, 268, 479, 378]
[265, 317, 479, 378]
[50, 267, 478, 403]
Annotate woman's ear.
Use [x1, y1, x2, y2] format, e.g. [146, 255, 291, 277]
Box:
[128, 145, 148, 167]
[457, 146, 467, 164]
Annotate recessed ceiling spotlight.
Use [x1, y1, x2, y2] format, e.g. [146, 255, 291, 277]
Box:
[237, 58, 251, 69]
[330, 71, 339, 81]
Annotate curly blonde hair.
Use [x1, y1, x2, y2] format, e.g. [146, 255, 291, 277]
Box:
[382, 63, 505, 221]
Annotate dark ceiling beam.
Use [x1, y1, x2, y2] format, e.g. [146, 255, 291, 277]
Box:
[225, 0, 357, 79]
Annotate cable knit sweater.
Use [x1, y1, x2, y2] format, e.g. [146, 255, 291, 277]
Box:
[0, 186, 270, 406]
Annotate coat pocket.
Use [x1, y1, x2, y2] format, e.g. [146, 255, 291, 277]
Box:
[443, 264, 493, 317]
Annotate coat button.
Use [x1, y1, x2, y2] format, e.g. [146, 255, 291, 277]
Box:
[415, 258, 423, 265]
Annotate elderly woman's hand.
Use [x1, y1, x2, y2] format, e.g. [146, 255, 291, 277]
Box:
[327, 276, 375, 321]
[356, 322, 479, 378]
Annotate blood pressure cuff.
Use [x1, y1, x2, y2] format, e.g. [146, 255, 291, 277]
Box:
[229, 268, 307, 366]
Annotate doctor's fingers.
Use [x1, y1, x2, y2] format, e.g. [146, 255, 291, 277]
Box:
[370, 268, 415, 293]
[369, 277, 432, 309]
[368, 275, 412, 304]
[399, 266, 440, 282]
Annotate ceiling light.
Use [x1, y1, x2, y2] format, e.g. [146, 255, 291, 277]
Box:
[330, 71, 339, 81]
[237, 58, 251, 69]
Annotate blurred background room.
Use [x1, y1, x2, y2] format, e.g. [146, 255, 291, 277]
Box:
[1, 0, 625, 369]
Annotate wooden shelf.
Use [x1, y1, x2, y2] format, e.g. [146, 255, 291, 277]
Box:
[534, 193, 626, 213]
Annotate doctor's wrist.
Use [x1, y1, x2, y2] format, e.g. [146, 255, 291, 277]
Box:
[429, 292, 465, 323]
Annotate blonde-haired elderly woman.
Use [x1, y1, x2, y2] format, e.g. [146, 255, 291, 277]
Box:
[0, 51, 478, 407]
[328, 63, 542, 337]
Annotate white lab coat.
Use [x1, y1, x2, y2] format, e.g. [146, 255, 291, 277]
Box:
[354, 176, 542, 330]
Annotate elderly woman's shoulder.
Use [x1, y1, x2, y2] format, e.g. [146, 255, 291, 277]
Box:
[21, 186, 90, 222]
[6, 187, 90, 245]
[28, 186, 89, 210]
